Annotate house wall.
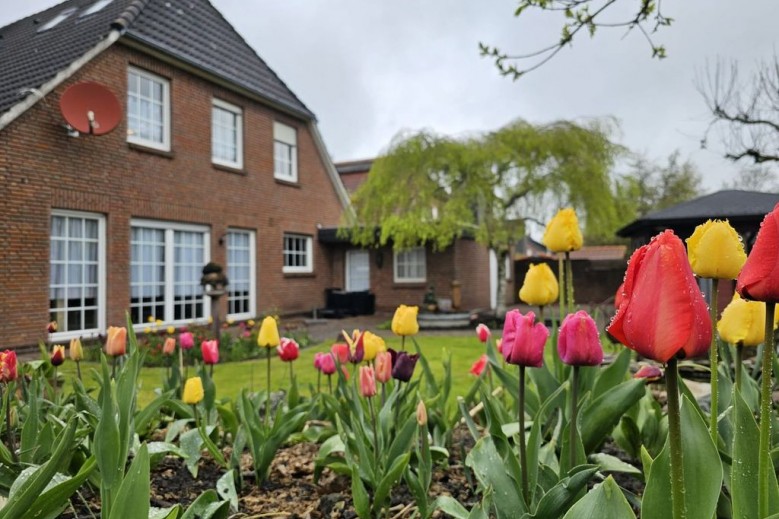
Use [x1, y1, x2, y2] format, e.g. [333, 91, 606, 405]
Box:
[0, 42, 345, 348]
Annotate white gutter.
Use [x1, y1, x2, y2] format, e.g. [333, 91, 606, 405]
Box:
[0, 28, 123, 132]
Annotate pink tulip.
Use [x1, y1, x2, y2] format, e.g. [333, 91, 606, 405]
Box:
[476, 324, 491, 343]
[470, 354, 488, 376]
[277, 337, 300, 362]
[318, 353, 337, 375]
[557, 310, 603, 366]
[634, 364, 663, 381]
[501, 310, 549, 367]
[179, 332, 195, 350]
[201, 340, 219, 365]
[359, 365, 377, 397]
[375, 351, 392, 383]
[331, 342, 350, 364]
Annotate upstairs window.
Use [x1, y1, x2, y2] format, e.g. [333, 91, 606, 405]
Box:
[38, 7, 78, 32]
[127, 67, 170, 151]
[283, 233, 312, 273]
[273, 122, 298, 182]
[212, 99, 243, 169]
[80, 0, 114, 17]
[394, 247, 426, 283]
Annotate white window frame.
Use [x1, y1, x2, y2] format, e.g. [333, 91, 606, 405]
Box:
[49, 209, 106, 342]
[127, 67, 171, 151]
[282, 233, 313, 274]
[130, 219, 210, 329]
[211, 98, 243, 169]
[38, 7, 78, 31]
[226, 229, 256, 320]
[80, 0, 114, 17]
[273, 122, 298, 182]
[394, 247, 427, 283]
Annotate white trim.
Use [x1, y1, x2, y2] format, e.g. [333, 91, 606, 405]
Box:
[393, 247, 427, 283]
[48, 209, 106, 342]
[226, 228, 256, 320]
[211, 98, 244, 169]
[273, 121, 298, 182]
[282, 233, 313, 274]
[127, 66, 171, 151]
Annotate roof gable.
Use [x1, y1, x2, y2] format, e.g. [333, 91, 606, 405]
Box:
[0, 0, 313, 124]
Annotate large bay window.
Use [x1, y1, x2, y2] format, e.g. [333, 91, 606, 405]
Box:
[130, 220, 209, 325]
[49, 210, 106, 339]
[394, 247, 426, 283]
[226, 229, 256, 318]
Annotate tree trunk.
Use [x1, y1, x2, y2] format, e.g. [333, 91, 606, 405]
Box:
[495, 248, 508, 317]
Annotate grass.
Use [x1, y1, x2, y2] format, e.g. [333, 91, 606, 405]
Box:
[57, 335, 489, 407]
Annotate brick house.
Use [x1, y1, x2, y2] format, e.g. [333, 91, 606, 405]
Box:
[324, 159, 511, 313]
[0, 0, 351, 348]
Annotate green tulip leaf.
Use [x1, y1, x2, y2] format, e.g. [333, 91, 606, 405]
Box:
[465, 436, 528, 518]
[433, 496, 471, 519]
[180, 490, 229, 519]
[589, 453, 642, 478]
[528, 464, 599, 519]
[372, 452, 411, 515]
[149, 506, 181, 519]
[642, 395, 723, 519]
[108, 443, 150, 519]
[562, 475, 636, 519]
[591, 348, 632, 399]
[351, 466, 370, 519]
[580, 378, 645, 452]
[216, 470, 239, 512]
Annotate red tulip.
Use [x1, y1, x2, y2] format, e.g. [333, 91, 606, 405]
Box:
[737, 203, 779, 303]
[607, 230, 712, 363]
[201, 340, 219, 365]
[331, 343, 350, 364]
[634, 364, 663, 381]
[179, 332, 195, 350]
[277, 337, 300, 362]
[476, 324, 491, 343]
[50, 345, 66, 367]
[501, 310, 549, 367]
[614, 281, 625, 310]
[318, 353, 337, 375]
[359, 365, 377, 397]
[557, 310, 603, 366]
[47, 321, 58, 334]
[470, 354, 488, 376]
[0, 350, 17, 382]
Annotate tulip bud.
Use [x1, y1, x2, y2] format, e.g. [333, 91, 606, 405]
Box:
[737, 204, 779, 303]
[50, 345, 65, 367]
[257, 316, 280, 348]
[717, 293, 773, 347]
[163, 337, 176, 355]
[331, 342, 350, 364]
[686, 219, 746, 280]
[359, 365, 376, 398]
[69, 338, 83, 362]
[557, 310, 603, 366]
[318, 353, 337, 375]
[105, 326, 127, 356]
[634, 364, 663, 381]
[277, 337, 300, 362]
[501, 310, 549, 367]
[391, 305, 419, 337]
[47, 321, 58, 334]
[469, 354, 488, 376]
[390, 349, 420, 382]
[362, 331, 386, 361]
[542, 208, 583, 253]
[416, 400, 427, 426]
[183, 377, 204, 404]
[166, 326, 176, 335]
[179, 331, 194, 350]
[201, 340, 219, 365]
[519, 263, 559, 307]
[475, 324, 490, 343]
[0, 350, 18, 383]
[375, 351, 393, 383]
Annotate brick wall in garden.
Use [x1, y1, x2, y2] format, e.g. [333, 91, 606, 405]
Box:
[0, 43, 346, 349]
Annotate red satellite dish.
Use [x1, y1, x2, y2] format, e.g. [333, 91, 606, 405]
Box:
[59, 81, 121, 136]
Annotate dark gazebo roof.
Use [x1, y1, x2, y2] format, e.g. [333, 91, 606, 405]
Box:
[617, 190, 779, 249]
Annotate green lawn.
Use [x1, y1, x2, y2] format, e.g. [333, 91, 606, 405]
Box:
[58, 335, 488, 407]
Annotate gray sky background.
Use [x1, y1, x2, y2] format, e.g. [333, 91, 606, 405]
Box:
[2, 1, 778, 192]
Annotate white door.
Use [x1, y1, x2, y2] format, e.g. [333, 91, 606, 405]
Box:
[346, 250, 370, 292]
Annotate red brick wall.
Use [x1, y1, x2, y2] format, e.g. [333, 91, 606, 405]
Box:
[0, 43, 346, 348]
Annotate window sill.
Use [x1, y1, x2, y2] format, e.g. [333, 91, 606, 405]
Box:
[128, 142, 175, 159]
[275, 178, 300, 188]
[212, 162, 246, 175]
[284, 272, 315, 279]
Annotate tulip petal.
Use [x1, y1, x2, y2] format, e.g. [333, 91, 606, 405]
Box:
[737, 206, 779, 302]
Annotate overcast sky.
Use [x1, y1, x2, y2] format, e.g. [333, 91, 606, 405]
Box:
[3, 1, 778, 191]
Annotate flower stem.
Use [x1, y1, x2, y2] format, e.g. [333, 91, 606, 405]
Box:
[569, 365, 579, 469]
[735, 342, 743, 392]
[265, 351, 271, 428]
[557, 256, 566, 318]
[328, 374, 333, 394]
[708, 278, 719, 444]
[759, 302, 775, 518]
[289, 362, 293, 385]
[368, 397, 379, 469]
[518, 365, 529, 506]
[76, 360, 82, 382]
[666, 357, 687, 519]
[111, 354, 117, 379]
[401, 336, 406, 352]
[1, 384, 17, 463]
[210, 363, 214, 379]
[565, 251, 574, 314]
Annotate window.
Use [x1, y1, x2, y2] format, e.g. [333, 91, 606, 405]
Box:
[127, 67, 170, 151]
[49, 210, 105, 339]
[273, 122, 298, 182]
[394, 247, 426, 283]
[226, 229, 256, 318]
[38, 7, 78, 32]
[80, 0, 114, 16]
[130, 220, 210, 325]
[283, 233, 312, 273]
[212, 99, 243, 168]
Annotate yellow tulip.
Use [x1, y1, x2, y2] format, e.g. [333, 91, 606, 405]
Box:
[717, 293, 778, 346]
[182, 377, 204, 404]
[257, 316, 280, 348]
[69, 337, 83, 362]
[391, 305, 419, 336]
[519, 263, 559, 306]
[542, 208, 583, 253]
[362, 331, 386, 361]
[166, 326, 176, 335]
[686, 219, 746, 279]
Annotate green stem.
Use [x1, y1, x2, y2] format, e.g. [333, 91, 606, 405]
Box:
[328, 374, 333, 394]
[368, 397, 379, 470]
[209, 362, 214, 379]
[111, 355, 117, 380]
[289, 362, 294, 385]
[708, 278, 719, 444]
[76, 360, 82, 382]
[759, 303, 776, 518]
[570, 365, 579, 469]
[666, 357, 687, 519]
[265, 351, 271, 428]
[538, 306, 545, 326]
[735, 343, 743, 392]
[557, 256, 566, 319]
[401, 335, 406, 352]
[2, 384, 17, 463]
[565, 251, 574, 314]
[518, 366, 529, 505]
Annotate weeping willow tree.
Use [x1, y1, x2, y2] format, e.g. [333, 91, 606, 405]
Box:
[344, 118, 623, 314]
